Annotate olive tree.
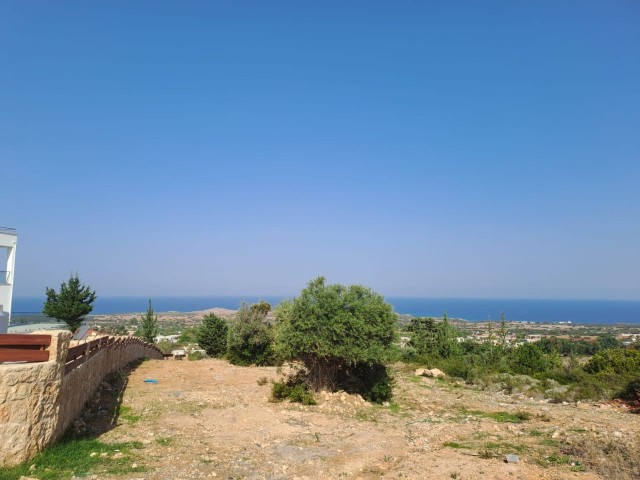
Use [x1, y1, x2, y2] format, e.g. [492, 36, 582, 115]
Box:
[227, 303, 276, 366]
[275, 276, 397, 392]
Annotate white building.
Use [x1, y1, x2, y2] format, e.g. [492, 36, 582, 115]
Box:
[0, 227, 17, 334]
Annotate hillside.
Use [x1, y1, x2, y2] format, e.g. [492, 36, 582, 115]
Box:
[29, 358, 637, 480]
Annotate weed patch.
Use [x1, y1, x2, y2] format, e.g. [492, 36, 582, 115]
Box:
[118, 406, 141, 423]
[443, 441, 472, 449]
[0, 439, 144, 480]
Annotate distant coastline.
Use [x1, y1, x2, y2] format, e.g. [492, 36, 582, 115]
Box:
[11, 296, 640, 325]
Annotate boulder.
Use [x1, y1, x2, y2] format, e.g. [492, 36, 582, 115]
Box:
[415, 368, 445, 378]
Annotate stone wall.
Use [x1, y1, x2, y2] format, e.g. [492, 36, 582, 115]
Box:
[0, 331, 162, 466]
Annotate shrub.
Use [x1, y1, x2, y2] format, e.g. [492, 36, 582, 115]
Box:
[196, 313, 228, 357]
[622, 377, 640, 401]
[509, 343, 559, 376]
[408, 314, 460, 359]
[227, 303, 277, 366]
[187, 351, 205, 361]
[271, 377, 316, 405]
[335, 362, 394, 403]
[583, 348, 640, 399]
[583, 348, 640, 376]
[274, 277, 397, 392]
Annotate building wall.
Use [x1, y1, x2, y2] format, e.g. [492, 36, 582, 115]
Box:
[0, 230, 17, 334]
[0, 331, 163, 467]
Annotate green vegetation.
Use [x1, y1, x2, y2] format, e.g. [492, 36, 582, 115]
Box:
[137, 299, 159, 344]
[250, 300, 271, 317]
[227, 303, 277, 366]
[402, 314, 640, 402]
[538, 334, 621, 356]
[0, 438, 144, 480]
[117, 406, 141, 423]
[459, 408, 531, 423]
[187, 351, 206, 361]
[443, 441, 471, 449]
[274, 276, 396, 402]
[196, 313, 228, 357]
[271, 377, 317, 405]
[409, 313, 460, 359]
[42, 274, 97, 332]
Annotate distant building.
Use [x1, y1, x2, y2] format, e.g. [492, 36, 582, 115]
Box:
[0, 227, 17, 334]
[156, 334, 181, 343]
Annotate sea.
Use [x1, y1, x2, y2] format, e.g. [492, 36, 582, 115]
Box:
[11, 296, 640, 325]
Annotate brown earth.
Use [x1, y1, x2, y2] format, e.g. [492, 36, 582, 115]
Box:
[91, 359, 639, 480]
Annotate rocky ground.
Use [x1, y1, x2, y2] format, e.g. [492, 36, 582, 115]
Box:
[79, 359, 638, 480]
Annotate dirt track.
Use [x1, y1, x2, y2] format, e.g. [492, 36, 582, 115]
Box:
[96, 359, 638, 480]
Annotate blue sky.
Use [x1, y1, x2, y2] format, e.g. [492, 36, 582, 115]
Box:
[2, 1, 639, 299]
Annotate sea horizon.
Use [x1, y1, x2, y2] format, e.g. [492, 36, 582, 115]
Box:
[12, 296, 640, 325]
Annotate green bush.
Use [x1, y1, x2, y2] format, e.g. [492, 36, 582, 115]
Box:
[335, 362, 394, 403]
[584, 348, 640, 376]
[622, 377, 640, 401]
[274, 277, 397, 392]
[187, 351, 206, 361]
[582, 348, 640, 399]
[196, 313, 228, 357]
[227, 303, 277, 366]
[271, 378, 316, 405]
[408, 314, 460, 359]
[509, 343, 560, 376]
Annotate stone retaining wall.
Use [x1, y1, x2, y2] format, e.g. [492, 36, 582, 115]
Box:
[0, 331, 163, 466]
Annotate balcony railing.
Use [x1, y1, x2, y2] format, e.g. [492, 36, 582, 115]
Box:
[0, 227, 17, 235]
[0, 271, 9, 285]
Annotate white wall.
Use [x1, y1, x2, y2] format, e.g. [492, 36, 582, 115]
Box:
[0, 231, 17, 333]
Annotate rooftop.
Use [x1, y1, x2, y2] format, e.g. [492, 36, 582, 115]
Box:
[0, 227, 17, 236]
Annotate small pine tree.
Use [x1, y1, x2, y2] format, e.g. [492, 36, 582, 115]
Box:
[498, 312, 508, 348]
[139, 299, 159, 343]
[43, 274, 97, 332]
[435, 312, 460, 359]
[196, 313, 228, 357]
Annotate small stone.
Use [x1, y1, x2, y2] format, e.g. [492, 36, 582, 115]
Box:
[90, 452, 98, 457]
[29, 465, 36, 472]
[132, 463, 138, 468]
[100, 452, 109, 458]
[504, 454, 519, 464]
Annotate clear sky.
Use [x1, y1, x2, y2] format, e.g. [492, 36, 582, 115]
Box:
[2, 1, 639, 299]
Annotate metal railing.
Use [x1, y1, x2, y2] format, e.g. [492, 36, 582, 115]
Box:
[0, 227, 17, 235]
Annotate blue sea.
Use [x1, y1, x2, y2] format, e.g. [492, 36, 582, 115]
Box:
[12, 296, 640, 324]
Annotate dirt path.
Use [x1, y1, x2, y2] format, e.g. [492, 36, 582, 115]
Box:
[96, 359, 639, 480]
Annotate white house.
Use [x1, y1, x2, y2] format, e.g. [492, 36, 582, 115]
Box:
[0, 227, 17, 334]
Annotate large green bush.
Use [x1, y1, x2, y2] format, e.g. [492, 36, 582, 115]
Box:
[509, 343, 560, 376]
[408, 314, 460, 359]
[227, 303, 276, 366]
[196, 313, 228, 358]
[583, 348, 640, 376]
[275, 277, 397, 398]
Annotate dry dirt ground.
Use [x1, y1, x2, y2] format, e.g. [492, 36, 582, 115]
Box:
[93, 359, 639, 480]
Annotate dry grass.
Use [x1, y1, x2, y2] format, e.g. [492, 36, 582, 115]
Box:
[563, 435, 640, 480]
